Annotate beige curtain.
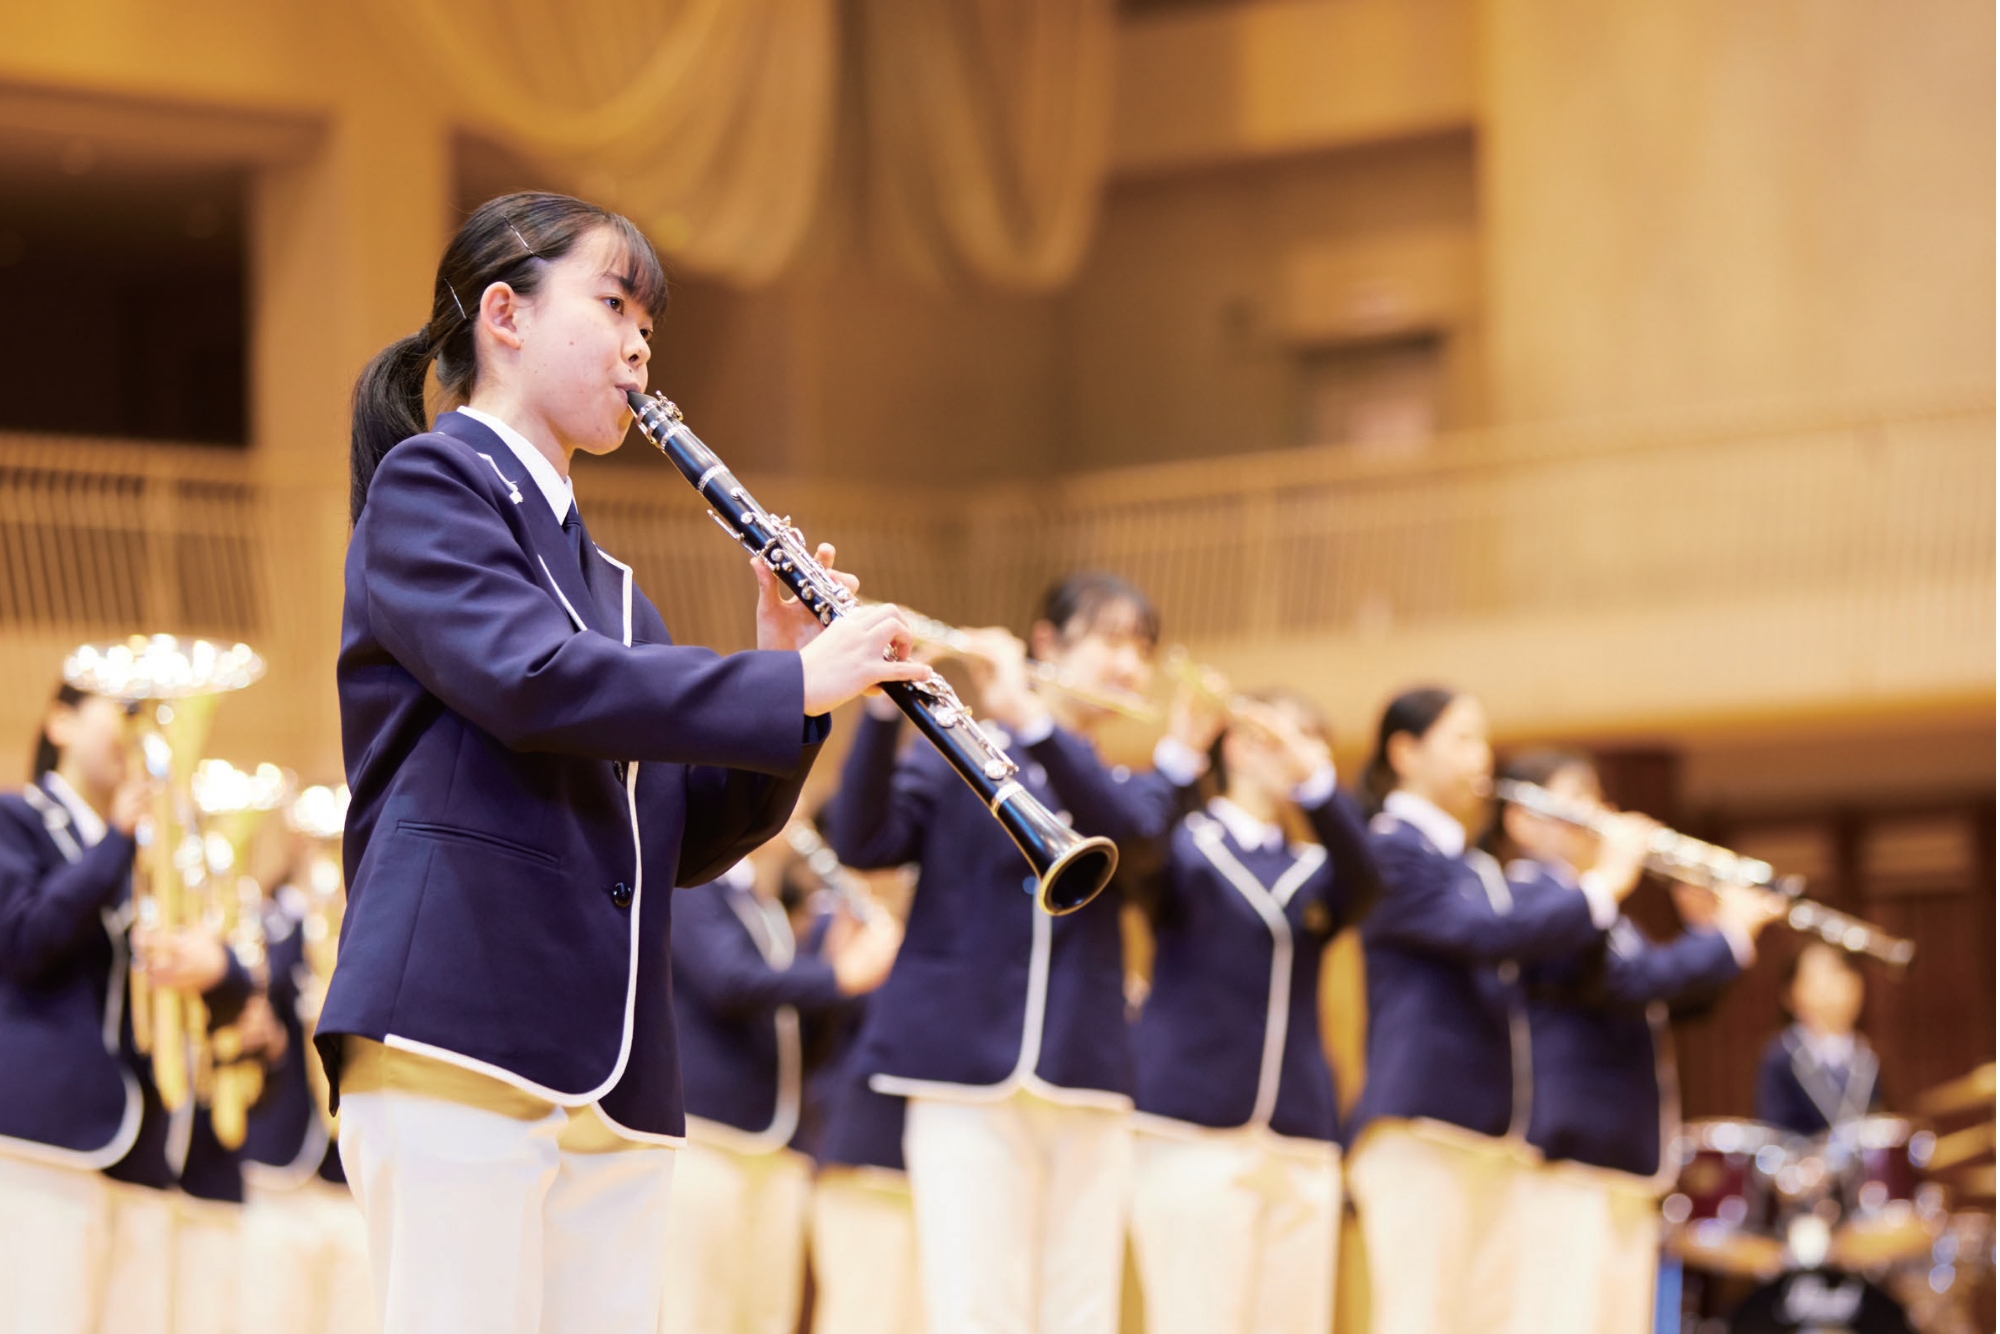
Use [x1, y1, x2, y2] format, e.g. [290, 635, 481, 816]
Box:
[366, 0, 1114, 291]
[857, 0, 1116, 291]
[363, 0, 837, 287]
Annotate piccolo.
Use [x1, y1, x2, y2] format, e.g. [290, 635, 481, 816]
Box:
[626, 391, 1117, 916]
[896, 606, 1159, 723]
[1495, 779, 1915, 969]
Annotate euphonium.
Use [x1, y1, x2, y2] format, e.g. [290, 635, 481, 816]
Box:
[64, 636, 265, 1110]
[627, 390, 1118, 915]
[895, 606, 1159, 723]
[191, 760, 290, 1148]
[1494, 779, 1917, 970]
[286, 783, 349, 1134]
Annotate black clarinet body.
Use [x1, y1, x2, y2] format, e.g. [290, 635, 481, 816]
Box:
[626, 390, 1118, 916]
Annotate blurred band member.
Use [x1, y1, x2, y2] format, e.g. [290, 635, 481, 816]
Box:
[659, 857, 900, 1334]
[1496, 750, 1781, 1334]
[806, 864, 926, 1334]
[828, 572, 1201, 1334]
[1128, 690, 1378, 1334]
[1345, 687, 1631, 1334]
[1756, 942, 1882, 1135]
[0, 683, 254, 1334]
[238, 879, 377, 1334]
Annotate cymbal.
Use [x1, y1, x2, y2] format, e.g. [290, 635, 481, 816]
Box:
[1917, 1063, 1996, 1119]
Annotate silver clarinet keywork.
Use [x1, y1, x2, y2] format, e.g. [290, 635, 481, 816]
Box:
[626, 391, 1118, 915]
[1495, 779, 1916, 970]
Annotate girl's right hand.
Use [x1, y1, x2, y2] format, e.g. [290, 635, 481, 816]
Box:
[798, 604, 929, 716]
[109, 774, 155, 838]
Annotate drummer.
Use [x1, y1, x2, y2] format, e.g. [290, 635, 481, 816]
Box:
[1755, 941, 1884, 1136]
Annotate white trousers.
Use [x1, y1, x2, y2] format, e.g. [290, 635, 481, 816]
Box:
[810, 1168, 926, 1334]
[96, 1184, 242, 1334]
[336, 1088, 676, 1334]
[0, 1153, 111, 1334]
[903, 1090, 1133, 1334]
[1345, 1122, 1534, 1334]
[658, 1138, 813, 1334]
[237, 1178, 380, 1334]
[1506, 1166, 1662, 1334]
[1128, 1128, 1340, 1334]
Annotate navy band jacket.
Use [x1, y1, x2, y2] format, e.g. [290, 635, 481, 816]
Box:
[1134, 795, 1377, 1144]
[828, 712, 1182, 1106]
[321, 412, 826, 1141]
[1349, 815, 1604, 1144]
[1513, 862, 1742, 1178]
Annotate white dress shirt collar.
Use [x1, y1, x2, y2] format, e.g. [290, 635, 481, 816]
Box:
[455, 406, 574, 524]
[1793, 1025, 1859, 1070]
[41, 771, 107, 849]
[1208, 796, 1285, 854]
[1383, 790, 1467, 858]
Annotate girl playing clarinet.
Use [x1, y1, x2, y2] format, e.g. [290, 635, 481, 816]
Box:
[321, 191, 923, 1334]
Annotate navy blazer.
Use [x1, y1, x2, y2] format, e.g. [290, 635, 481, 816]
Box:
[1134, 795, 1376, 1143]
[242, 893, 342, 1188]
[322, 412, 825, 1140]
[672, 872, 850, 1150]
[1349, 815, 1605, 1143]
[0, 778, 141, 1166]
[828, 712, 1181, 1103]
[1755, 1028, 1883, 1136]
[1516, 862, 1742, 1177]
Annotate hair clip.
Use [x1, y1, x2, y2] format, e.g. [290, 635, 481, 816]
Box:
[446, 282, 469, 322]
[507, 222, 540, 258]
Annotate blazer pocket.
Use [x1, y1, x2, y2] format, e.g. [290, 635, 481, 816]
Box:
[396, 820, 562, 870]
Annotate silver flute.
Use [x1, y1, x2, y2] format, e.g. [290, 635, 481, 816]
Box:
[1495, 779, 1916, 969]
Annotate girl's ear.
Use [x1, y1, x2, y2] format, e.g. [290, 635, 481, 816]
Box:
[1027, 619, 1060, 661]
[477, 281, 527, 352]
[1384, 728, 1419, 785]
[43, 703, 78, 754]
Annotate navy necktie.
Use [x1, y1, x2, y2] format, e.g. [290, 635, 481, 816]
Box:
[561, 505, 591, 579]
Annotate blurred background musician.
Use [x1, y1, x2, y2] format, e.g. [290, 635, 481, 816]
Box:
[1756, 940, 1884, 1136]
[0, 679, 257, 1334]
[658, 851, 900, 1334]
[238, 857, 376, 1334]
[826, 572, 1200, 1334]
[1343, 686, 1631, 1334]
[1126, 688, 1378, 1334]
[1494, 748, 1783, 1334]
[791, 834, 927, 1334]
[0, 683, 153, 1334]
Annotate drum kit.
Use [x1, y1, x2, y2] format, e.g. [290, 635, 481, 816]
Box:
[1664, 1066, 1997, 1333]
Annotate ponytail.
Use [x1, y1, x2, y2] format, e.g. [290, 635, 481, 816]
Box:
[349, 329, 436, 523]
[347, 191, 669, 522]
[1359, 685, 1458, 818]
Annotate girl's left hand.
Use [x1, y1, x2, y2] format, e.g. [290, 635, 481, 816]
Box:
[754, 543, 858, 653]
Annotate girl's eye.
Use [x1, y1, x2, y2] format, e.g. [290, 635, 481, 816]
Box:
[605, 296, 624, 313]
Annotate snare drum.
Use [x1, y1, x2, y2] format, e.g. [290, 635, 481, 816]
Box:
[1825, 1116, 1946, 1270]
[1665, 1120, 1795, 1279]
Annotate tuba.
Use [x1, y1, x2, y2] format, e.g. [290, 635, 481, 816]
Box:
[191, 759, 290, 1147]
[64, 636, 265, 1111]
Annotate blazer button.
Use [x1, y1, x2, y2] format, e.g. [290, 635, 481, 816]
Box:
[609, 882, 633, 909]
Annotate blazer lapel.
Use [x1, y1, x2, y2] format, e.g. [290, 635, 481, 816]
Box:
[435, 413, 604, 636]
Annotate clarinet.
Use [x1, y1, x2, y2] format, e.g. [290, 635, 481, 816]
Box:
[626, 391, 1118, 916]
[782, 821, 883, 924]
